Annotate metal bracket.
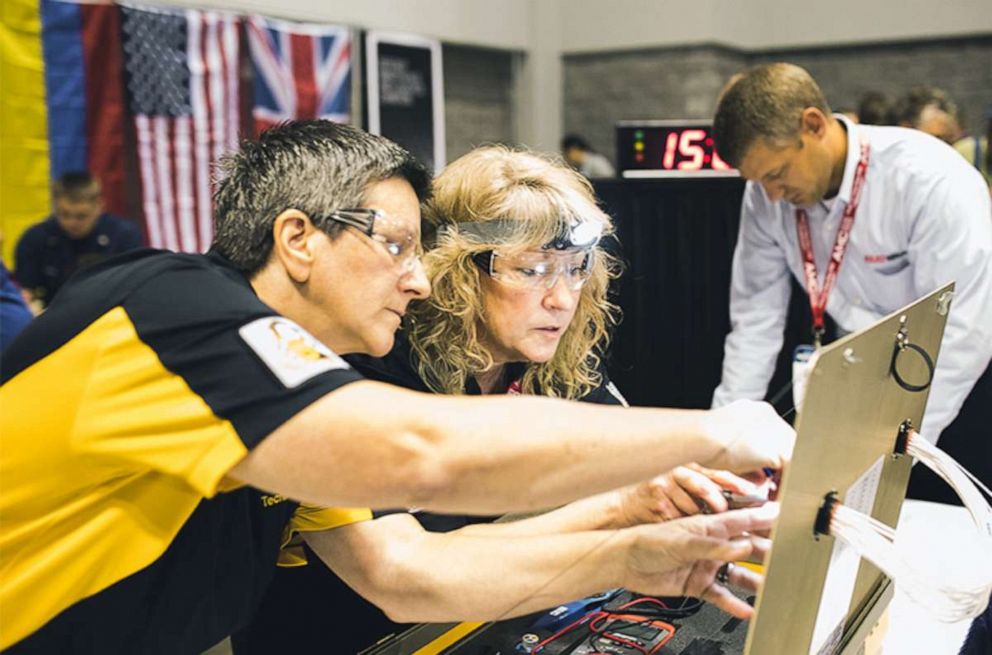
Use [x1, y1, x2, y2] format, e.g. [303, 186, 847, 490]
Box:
[936, 291, 954, 316]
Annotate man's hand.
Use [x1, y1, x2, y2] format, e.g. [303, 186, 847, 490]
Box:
[616, 464, 764, 524]
[701, 400, 794, 473]
[621, 503, 778, 618]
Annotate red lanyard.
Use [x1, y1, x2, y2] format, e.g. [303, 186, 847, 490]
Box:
[795, 137, 870, 346]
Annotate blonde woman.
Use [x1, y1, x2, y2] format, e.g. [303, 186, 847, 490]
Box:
[363, 144, 625, 404]
[358, 146, 763, 521]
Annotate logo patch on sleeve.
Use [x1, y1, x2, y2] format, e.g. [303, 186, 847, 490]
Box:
[239, 317, 350, 388]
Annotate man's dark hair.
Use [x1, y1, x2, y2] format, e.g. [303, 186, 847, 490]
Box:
[561, 135, 591, 152]
[857, 91, 895, 126]
[893, 86, 960, 127]
[52, 171, 101, 202]
[712, 63, 832, 169]
[213, 120, 431, 275]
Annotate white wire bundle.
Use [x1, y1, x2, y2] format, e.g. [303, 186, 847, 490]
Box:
[829, 502, 992, 623]
[905, 431, 992, 538]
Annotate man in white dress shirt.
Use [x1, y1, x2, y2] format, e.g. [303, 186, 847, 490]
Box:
[710, 63, 992, 504]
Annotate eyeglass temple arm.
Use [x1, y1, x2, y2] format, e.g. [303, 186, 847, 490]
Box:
[470, 251, 497, 278]
[329, 209, 377, 236]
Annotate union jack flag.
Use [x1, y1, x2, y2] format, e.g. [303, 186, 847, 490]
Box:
[247, 16, 352, 135]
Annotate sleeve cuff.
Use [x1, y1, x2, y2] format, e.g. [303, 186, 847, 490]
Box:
[277, 504, 374, 567]
[187, 425, 250, 498]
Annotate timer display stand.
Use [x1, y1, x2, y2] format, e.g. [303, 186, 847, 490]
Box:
[616, 120, 739, 178]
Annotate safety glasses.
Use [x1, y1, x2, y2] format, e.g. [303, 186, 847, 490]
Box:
[472, 248, 594, 291]
[318, 208, 422, 272]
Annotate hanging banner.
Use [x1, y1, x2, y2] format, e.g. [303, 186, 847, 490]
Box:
[365, 31, 444, 172]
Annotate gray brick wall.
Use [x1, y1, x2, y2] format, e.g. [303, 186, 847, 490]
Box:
[443, 44, 517, 162]
[564, 46, 745, 163]
[564, 36, 992, 167]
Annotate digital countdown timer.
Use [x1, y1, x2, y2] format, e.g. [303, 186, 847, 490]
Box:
[616, 121, 738, 178]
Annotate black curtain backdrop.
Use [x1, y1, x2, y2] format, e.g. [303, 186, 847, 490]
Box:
[594, 178, 836, 414]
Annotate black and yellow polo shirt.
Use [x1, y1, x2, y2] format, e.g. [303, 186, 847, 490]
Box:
[231, 334, 631, 654]
[0, 249, 370, 653]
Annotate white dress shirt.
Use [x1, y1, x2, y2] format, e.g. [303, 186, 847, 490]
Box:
[712, 115, 992, 444]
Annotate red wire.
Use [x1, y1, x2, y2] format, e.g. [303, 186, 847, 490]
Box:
[618, 597, 670, 610]
[531, 611, 606, 653]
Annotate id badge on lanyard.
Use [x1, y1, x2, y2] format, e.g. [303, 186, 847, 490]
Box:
[792, 344, 818, 410]
[792, 136, 871, 410]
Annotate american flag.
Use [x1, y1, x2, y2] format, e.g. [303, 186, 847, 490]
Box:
[247, 16, 351, 135]
[121, 5, 240, 253]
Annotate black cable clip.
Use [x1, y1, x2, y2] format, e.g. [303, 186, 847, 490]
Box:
[894, 418, 913, 455]
[890, 322, 935, 393]
[814, 491, 839, 539]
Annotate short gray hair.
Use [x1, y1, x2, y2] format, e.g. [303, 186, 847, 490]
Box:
[713, 63, 831, 168]
[212, 120, 431, 275]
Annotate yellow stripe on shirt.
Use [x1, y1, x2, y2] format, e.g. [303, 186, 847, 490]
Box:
[0, 307, 248, 648]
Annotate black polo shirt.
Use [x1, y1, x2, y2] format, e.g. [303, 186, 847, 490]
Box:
[347, 330, 627, 404]
[0, 249, 364, 653]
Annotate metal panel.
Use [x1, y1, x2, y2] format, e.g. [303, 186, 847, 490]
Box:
[744, 284, 953, 654]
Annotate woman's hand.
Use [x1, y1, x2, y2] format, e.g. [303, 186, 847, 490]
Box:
[615, 464, 766, 524]
[701, 399, 794, 474]
[621, 504, 778, 618]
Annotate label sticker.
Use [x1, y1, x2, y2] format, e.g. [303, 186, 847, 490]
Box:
[809, 456, 885, 654]
[793, 344, 818, 412]
[239, 316, 350, 388]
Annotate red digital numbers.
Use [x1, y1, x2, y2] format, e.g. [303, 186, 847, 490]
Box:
[676, 129, 706, 170]
[663, 132, 678, 169]
[712, 148, 732, 170]
[660, 128, 719, 170]
[634, 125, 736, 173]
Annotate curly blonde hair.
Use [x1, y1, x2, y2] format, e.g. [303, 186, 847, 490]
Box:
[407, 145, 621, 399]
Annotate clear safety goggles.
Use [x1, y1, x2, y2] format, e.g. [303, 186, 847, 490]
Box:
[443, 214, 603, 290]
[472, 248, 594, 291]
[318, 208, 423, 272]
[440, 215, 604, 252]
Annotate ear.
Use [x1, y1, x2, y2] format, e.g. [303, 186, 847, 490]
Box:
[271, 209, 320, 284]
[800, 107, 830, 140]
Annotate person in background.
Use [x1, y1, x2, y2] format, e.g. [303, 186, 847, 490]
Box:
[1, 264, 33, 353]
[0, 230, 34, 352]
[13, 171, 142, 308]
[953, 107, 990, 190]
[234, 145, 768, 653]
[895, 88, 990, 189]
[894, 86, 964, 145]
[562, 134, 616, 178]
[1, 121, 791, 653]
[710, 63, 992, 505]
[856, 91, 895, 126]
